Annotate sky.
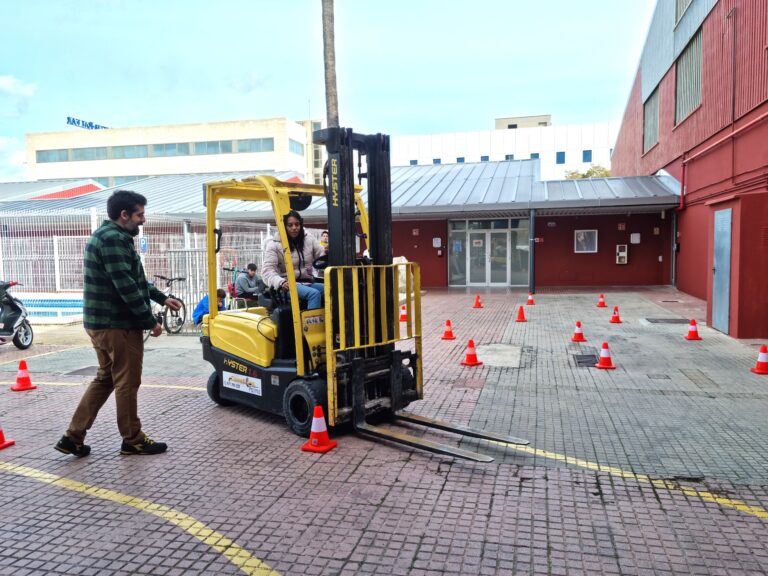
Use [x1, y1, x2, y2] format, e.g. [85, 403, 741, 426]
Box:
[0, 0, 657, 182]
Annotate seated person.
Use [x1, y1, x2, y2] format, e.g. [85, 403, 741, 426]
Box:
[320, 230, 329, 253]
[262, 210, 325, 310]
[193, 288, 226, 325]
[235, 263, 265, 302]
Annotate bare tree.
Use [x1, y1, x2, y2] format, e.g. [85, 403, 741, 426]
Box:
[321, 0, 339, 127]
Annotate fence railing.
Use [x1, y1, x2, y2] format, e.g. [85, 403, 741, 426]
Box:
[0, 209, 284, 334]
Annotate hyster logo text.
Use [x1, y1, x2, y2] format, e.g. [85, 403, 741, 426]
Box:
[223, 358, 247, 373]
[331, 158, 339, 207]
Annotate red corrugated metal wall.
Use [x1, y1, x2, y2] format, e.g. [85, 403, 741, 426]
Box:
[533, 214, 672, 286]
[612, 0, 767, 178]
[392, 220, 448, 287]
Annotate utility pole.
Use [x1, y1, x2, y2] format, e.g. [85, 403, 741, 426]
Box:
[321, 0, 339, 127]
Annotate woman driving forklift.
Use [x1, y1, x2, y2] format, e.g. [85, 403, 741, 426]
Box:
[261, 210, 326, 309]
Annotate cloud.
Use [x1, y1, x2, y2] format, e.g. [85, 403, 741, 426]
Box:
[0, 136, 28, 182]
[230, 73, 269, 95]
[0, 75, 37, 117]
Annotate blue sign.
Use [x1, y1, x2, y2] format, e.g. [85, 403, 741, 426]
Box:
[139, 237, 148, 254]
[66, 116, 109, 130]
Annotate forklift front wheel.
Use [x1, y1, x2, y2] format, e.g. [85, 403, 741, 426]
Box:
[283, 379, 324, 437]
[207, 371, 235, 406]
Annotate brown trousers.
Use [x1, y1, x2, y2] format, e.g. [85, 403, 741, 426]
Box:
[66, 328, 145, 444]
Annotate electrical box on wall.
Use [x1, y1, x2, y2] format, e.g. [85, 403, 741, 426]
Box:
[616, 244, 628, 265]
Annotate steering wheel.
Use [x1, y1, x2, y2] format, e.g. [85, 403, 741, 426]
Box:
[312, 254, 329, 270]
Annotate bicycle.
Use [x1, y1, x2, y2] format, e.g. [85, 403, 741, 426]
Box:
[143, 275, 187, 342]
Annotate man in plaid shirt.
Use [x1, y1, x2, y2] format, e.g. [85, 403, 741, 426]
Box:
[55, 190, 182, 457]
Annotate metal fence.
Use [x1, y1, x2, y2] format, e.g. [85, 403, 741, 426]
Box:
[0, 208, 275, 334]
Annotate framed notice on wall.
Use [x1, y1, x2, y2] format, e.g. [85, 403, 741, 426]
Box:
[574, 230, 598, 253]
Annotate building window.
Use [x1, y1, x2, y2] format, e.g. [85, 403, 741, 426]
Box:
[456, 157, 465, 163]
[675, 29, 702, 124]
[433, 158, 441, 165]
[194, 140, 233, 155]
[312, 121, 321, 131]
[237, 138, 274, 153]
[582, 150, 592, 163]
[505, 154, 514, 161]
[538, 121, 548, 126]
[556, 151, 565, 164]
[112, 145, 148, 159]
[72, 147, 108, 161]
[530, 153, 539, 160]
[113, 175, 146, 185]
[409, 160, 418, 166]
[676, 0, 693, 22]
[152, 143, 190, 157]
[289, 139, 305, 155]
[643, 87, 660, 152]
[92, 177, 110, 186]
[507, 124, 518, 129]
[574, 230, 598, 253]
[36, 149, 69, 163]
[480, 155, 489, 162]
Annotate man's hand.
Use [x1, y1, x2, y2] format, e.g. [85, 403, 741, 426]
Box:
[165, 297, 182, 311]
[280, 280, 289, 291]
[150, 323, 163, 337]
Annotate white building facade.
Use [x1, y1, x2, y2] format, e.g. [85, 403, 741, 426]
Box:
[390, 122, 619, 181]
[26, 117, 324, 187]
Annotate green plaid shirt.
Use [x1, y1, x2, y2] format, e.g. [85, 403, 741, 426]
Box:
[83, 220, 166, 330]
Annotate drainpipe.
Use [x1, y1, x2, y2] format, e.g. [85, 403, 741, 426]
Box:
[679, 157, 686, 210]
[528, 209, 536, 294]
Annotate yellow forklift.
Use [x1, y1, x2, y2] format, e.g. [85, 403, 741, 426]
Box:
[200, 127, 528, 461]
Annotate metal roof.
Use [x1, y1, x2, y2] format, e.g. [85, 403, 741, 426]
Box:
[0, 179, 104, 202]
[0, 162, 680, 221]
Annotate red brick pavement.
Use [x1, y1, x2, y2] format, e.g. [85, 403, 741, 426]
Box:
[1, 289, 767, 575]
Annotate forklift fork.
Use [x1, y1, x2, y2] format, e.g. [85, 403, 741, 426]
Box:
[350, 357, 529, 463]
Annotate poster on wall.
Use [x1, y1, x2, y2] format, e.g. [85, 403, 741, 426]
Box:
[574, 230, 598, 253]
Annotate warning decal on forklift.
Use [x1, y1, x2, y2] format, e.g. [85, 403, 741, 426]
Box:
[223, 371, 262, 396]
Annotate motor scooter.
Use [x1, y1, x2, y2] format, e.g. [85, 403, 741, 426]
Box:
[0, 281, 33, 350]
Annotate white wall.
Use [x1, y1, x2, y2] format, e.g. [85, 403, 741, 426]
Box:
[391, 122, 619, 180]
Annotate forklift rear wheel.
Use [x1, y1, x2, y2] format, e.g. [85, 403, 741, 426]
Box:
[283, 379, 324, 437]
[207, 371, 235, 406]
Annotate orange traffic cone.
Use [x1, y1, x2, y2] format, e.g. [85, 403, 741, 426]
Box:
[0, 421, 14, 450]
[595, 342, 616, 370]
[473, 295, 483, 309]
[526, 293, 535, 306]
[516, 305, 527, 322]
[301, 405, 337, 453]
[750, 345, 768, 375]
[596, 294, 607, 308]
[461, 339, 483, 366]
[571, 321, 587, 342]
[399, 305, 408, 322]
[441, 320, 456, 340]
[684, 319, 702, 341]
[609, 306, 622, 324]
[11, 359, 36, 392]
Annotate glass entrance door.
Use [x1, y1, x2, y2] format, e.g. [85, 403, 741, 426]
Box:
[468, 231, 509, 285]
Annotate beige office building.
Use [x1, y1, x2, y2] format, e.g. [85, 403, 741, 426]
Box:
[26, 117, 324, 187]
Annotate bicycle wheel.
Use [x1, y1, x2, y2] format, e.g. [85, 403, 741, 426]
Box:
[163, 298, 186, 333]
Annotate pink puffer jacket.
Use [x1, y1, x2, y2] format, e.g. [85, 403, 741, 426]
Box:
[261, 231, 325, 290]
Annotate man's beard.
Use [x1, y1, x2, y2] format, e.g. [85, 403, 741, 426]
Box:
[127, 225, 140, 237]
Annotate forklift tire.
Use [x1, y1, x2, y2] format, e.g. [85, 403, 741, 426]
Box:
[207, 371, 235, 406]
[283, 379, 325, 437]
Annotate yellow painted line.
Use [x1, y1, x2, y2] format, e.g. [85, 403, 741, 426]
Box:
[495, 442, 768, 520]
[0, 345, 90, 366]
[0, 460, 280, 575]
[0, 381, 204, 391]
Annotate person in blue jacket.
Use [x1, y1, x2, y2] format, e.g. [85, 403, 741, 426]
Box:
[193, 288, 226, 325]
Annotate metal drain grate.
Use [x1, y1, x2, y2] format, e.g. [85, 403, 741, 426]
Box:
[573, 354, 598, 367]
[645, 318, 690, 324]
[647, 374, 671, 380]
